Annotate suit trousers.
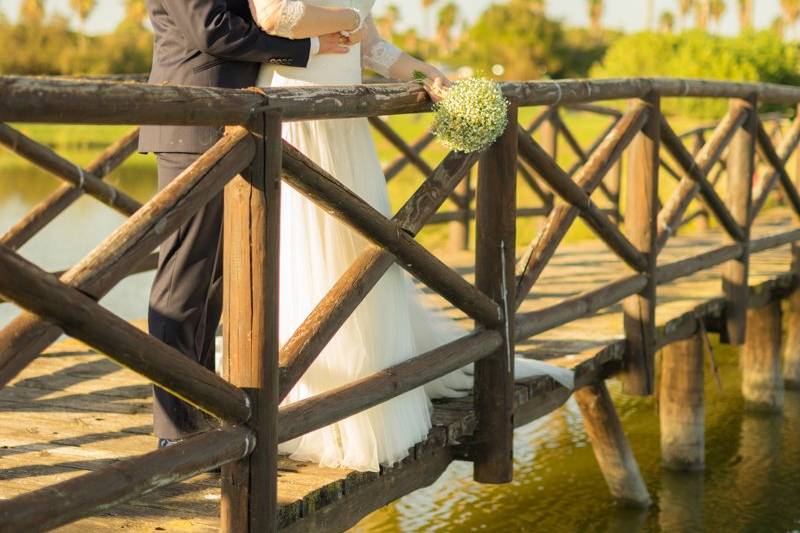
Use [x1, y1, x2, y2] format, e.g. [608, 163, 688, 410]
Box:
[149, 152, 224, 440]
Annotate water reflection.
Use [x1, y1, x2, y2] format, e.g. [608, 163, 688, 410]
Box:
[0, 142, 158, 329]
[356, 344, 800, 532]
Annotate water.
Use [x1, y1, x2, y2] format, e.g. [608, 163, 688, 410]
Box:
[1, 136, 799, 532]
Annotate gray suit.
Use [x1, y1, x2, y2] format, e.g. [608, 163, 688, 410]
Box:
[141, 0, 309, 440]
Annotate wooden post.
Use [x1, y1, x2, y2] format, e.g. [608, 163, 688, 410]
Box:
[742, 302, 785, 412]
[574, 381, 652, 507]
[659, 331, 705, 471]
[221, 111, 282, 532]
[721, 96, 756, 345]
[473, 101, 518, 484]
[448, 168, 471, 251]
[785, 102, 800, 389]
[782, 289, 800, 389]
[622, 93, 660, 396]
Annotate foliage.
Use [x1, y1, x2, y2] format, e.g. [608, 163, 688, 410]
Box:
[450, 1, 567, 80]
[0, 4, 152, 76]
[591, 30, 800, 117]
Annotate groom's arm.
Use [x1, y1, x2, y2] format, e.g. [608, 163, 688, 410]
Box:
[162, 0, 311, 67]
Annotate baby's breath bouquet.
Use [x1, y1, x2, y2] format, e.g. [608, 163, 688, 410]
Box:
[418, 73, 509, 154]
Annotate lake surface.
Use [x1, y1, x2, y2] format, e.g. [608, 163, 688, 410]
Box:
[1, 135, 798, 533]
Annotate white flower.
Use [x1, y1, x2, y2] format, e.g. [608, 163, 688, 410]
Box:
[433, 77, 509, 154]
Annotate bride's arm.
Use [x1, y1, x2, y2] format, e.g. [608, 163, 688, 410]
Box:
[360, 16, 449, 98]
[248, 0, 361, 39]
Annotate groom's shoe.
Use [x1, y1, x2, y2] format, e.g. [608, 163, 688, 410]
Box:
[157, 438, 221, 475]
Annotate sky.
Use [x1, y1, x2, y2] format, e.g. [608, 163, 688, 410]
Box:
[0, 0, 789, 36]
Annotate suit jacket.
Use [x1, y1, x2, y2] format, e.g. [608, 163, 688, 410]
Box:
[139, 0, 310, 154]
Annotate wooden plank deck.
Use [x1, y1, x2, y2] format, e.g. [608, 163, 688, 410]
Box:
[1, 213, 798, 532]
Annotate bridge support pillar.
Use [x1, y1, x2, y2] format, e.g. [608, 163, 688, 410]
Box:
[659, 331, 705, 471]
[575, 381, 651, 507]
[742, 301, 785, 411]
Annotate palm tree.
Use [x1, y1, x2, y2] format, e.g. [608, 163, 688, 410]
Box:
[123, 0, 147, 25]
[19, 0, 45, 26]
[781, 0, 800, 39]
[377, 4, 401, 37]
[69, 0, 96, 31]
[659, 10, 677, 32]
[737, 0, 753, 32]
[529, 0, 546, 14]
[435, 2, 458, 54]
[695, 0, 710, 31]
[678, 0, 695, 29]
[709, 0, 726, 31]
[587, 0, 604, 34]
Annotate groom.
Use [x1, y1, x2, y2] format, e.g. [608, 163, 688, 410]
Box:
[139, 0, 349, 448]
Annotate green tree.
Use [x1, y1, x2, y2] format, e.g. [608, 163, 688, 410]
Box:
[453, 0, 567, 79]
[587, 0, 603, 34]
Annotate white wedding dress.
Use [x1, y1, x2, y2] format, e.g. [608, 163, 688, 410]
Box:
[252, 0, 574, 472]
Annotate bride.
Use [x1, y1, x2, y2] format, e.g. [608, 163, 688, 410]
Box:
[246, 0, 574, 472]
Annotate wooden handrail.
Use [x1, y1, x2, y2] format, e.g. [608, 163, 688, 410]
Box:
[281, 141, 502, 327]
[278, 149, 482, 401]
[0, 127, 140, 250]
[3, 74, 800, 532]
[4, 76, 800, 125]
[0, 123, 142, 217]
[0, 244, 252, 423]
[0, 427, 255, 533]
[0, 127, 254, 387]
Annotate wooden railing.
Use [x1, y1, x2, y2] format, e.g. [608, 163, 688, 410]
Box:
[0, 75, 799, 531]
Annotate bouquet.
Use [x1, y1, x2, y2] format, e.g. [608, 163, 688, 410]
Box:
[418, 74, 509, 154]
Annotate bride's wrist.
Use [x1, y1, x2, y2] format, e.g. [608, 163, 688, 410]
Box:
[341, 8, 364, 36]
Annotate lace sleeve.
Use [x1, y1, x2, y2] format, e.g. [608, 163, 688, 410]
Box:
[249, 0, 306, 39]
[361, 16, 402, 78]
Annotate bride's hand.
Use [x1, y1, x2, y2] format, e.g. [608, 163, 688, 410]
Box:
[341, 27, 364, 45]
[419, 67, 451, 103]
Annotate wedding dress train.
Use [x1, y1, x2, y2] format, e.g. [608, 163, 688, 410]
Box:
[251, 0, 574, 472]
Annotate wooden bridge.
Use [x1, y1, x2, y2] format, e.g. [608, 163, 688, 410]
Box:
[0, 76, 799, 532]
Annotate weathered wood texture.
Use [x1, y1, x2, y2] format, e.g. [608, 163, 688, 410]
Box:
[622, 94, 660, 396]
[473, 103, 518, 484]
[574, 382, 652, 507]
[659, 330, 705, 471]
[783, 288, 800, 389]
[0, 212, 798, 532]
[722, 97, 756, 345]
[741, 301, 785, 411]
[221, 115, 282, 532]
[0, 427, 254, 533]
[278, 149, 481, 401]
[0, 129, 254, 388]
[0, 246, 251, 424]
[4, 76, 800, 124]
